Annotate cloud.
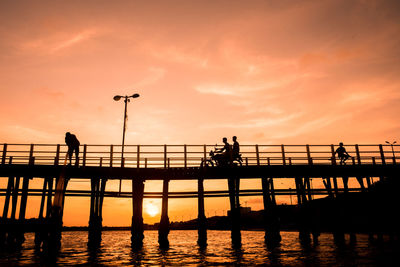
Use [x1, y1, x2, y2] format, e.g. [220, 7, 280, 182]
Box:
[50, 30, 96, 53]
[19, 29, 97, 54]
[130, 67, 166, 88]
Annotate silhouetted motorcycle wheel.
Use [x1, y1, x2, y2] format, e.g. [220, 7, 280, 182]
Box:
[201, 159, 214, 168]
[233, 160, 242, 166]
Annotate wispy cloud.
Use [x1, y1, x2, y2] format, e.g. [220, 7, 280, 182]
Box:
[50, 30, 96, 53]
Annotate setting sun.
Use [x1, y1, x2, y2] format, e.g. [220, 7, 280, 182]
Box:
[145, 202, 159, 217]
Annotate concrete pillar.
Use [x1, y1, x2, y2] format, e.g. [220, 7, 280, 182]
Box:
[228, 177, 241, 246]
[158, 178, 170, 248]
[262, 177, 281, 247]
[88, 178, 107, 247]
[295, 177, 311, 244]
[131, 178, 144, 248]
[197, 177, 207, 247]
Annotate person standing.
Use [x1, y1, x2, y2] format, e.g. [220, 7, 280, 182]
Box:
[65, 132, 80, 166]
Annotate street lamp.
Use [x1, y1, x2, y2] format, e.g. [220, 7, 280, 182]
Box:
[385, 140, 397, 160]
[114, 93, 140, 193]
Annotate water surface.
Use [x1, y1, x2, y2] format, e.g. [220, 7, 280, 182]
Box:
[0, 230, 398, 266]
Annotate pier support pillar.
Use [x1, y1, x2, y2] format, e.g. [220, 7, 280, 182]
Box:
[295, 177, 314, 244]
[322, 177, 334, 198]
[228, 177, 241, 247]
[88, 178, 107, 247]
[197, 177, 207, 247]
[262, 177, 281, 247]
[47, 175, 69, 250]
[13, 176, 31, 246]
[35, 177, 54, 247]
[131, 178, 144, 248]
[158, 178, 170, 248]
[0, 175, 14, 246]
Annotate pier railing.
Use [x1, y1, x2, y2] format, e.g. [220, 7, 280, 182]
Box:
[1, 143, 398, 168]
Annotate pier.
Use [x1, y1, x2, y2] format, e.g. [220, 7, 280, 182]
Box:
[0, 143, 399, 249]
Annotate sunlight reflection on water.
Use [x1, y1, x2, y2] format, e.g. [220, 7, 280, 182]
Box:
[0, 230, 398, 266]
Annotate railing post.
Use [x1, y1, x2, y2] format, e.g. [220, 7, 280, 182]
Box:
[203, 145, 207, 164]
[184, 144, 187, 169]
[137, 145, 140, 168]
[355, 144, 361, 165]
[110, 145, 114, 167]
[281, 145, 286, 165]
[82, 144, 87, 167]
[379, 144, 386, 165]
[164, 145, 167, 169]
[54, 144, 60, 166]
[29, 144, 34, 163]
[255, 145, 260, 166]
[330, 144, 337, 165]
[306, 145, 312, 165]
[1, 144, 7, 165]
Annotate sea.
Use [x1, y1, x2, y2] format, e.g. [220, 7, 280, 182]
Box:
[0, 230, 398, 266]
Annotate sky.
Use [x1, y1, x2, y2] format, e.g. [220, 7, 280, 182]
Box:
[0, 0, 399, 226]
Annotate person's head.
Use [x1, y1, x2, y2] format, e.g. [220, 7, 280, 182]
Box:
[339, 142, 343, 147]
[233, 136, 237, 142]
[66, 132, 71, 137]
[222, 137, 227, 143]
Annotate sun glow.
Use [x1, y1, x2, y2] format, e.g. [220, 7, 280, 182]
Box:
[145, 202, 159, 217]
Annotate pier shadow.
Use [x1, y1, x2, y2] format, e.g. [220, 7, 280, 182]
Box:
[230, 246, 244, 265]
[130, 246, 146, 266]
[33, 242, 61, 266]
[265, 245, 283, 266]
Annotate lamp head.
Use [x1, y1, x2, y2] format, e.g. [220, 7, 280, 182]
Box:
[113, 95, 122, 101]
[385, 141, 390, 144]
[394, 141, 397, 144]
[131, 93, 140, 98]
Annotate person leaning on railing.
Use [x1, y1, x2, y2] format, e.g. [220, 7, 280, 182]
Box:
[65, 132, 80, 166]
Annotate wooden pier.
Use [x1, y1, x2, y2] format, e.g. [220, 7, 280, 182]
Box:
[0, 143, 398, 249]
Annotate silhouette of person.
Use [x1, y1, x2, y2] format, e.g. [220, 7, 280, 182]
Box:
[65, 132, 80, 166]
[232, 136, 240, 160]
[216, 137, 232, 164]
[335, 142, 350, 165]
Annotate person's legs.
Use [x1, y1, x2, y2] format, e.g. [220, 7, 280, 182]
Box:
[343, 154, 349, 164]
[74, 146, 80, 166]
[67, 147, 73, 165]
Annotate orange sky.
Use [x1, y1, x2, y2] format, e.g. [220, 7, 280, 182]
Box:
[0, 0, 399, 226]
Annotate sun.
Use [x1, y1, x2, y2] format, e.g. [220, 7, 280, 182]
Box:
[145, 202, 159, 217]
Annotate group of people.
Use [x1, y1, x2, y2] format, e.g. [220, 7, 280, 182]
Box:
[64, 131, 351, 166]
[213, 136, 242, 165]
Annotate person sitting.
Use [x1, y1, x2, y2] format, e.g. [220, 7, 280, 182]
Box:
[232, 136, 242, 162]
[215, 137, 232, 165]
[335, 142, 350, 165]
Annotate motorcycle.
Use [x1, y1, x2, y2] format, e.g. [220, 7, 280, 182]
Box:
[201, 147, 243, 167]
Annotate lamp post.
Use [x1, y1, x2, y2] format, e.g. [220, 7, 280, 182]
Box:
[385, 141, 397, 162]
[114, 93, 140, 193]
